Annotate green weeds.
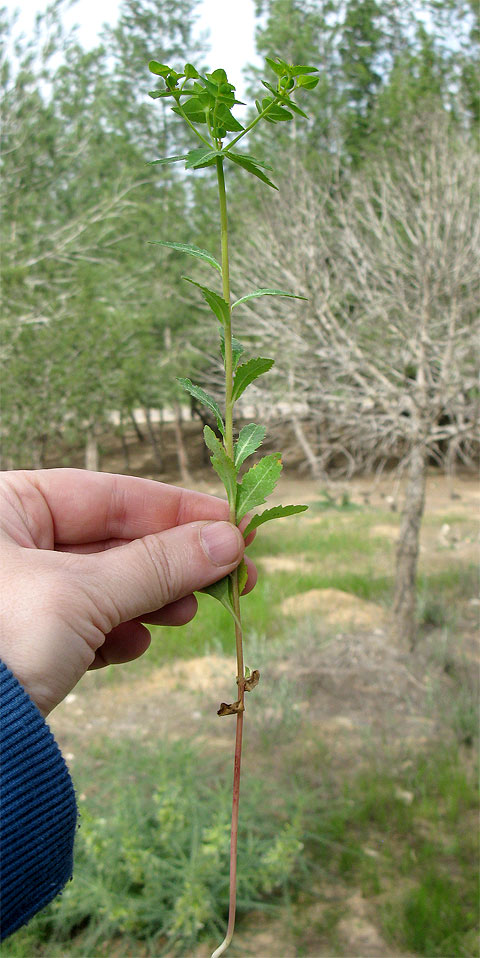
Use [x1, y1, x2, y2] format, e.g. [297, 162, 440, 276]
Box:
[4, 502, 477, 957]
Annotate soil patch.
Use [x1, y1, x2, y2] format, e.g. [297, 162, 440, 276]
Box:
[258, 554, 315, 574]
[281, 587, 386, 629]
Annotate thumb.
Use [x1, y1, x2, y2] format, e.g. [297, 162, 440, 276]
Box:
[88, 520, 244, 628]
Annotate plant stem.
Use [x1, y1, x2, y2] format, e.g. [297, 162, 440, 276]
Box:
[172, 94, 211, 147]
[211, 711, 243, 958]
[225, 89, 294, 152]
[211, 155, 245, 958]
[216, 155, 244, 687]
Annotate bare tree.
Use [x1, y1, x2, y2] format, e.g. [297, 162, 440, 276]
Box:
[235, 120, 479, 647]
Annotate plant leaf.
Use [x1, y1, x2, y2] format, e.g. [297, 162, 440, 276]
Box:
[282, 99, 309, 119]
[232, 357, 274, 402]
[148, 60, 171, 77]
[220, 330, 245, 369]
[291, 65, 319, 76]
[183, 277, 230, 325]
[201, 576, 241, 629]
[243, 504, 308, 537]
[236, 559, 248, 595]
[232, 288, 307, 309]
[149, 241, 221, 273]
[224, 151, 273, 171]
[203, 425, 237, 508]
[184, 62, 199, 79]
[185, 147, 222, 169]
[177, 378, 224, 436]
[297, 75, 320, 89]
[215, 104, 244, 133]
[236, 454, 282, 522]
[225, 151, 278, 190]
[265, 56, 288, 77]
[148, 154, 188, 166]
[234, 423, 266, 469]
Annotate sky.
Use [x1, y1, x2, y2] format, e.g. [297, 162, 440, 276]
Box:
[4, 0, 261, 98]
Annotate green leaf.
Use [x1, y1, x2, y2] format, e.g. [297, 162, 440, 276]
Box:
[297, 75, 319, 89]
[148, 154, 188, 166]
[149, 60, 170, 77]
[175, 95, 205, 116]
[236, 454, 282, 522]
[148, 89, 178, 99]
[183, 277, 230, 325]
[291, 65, 319, 76]
[232, 357, 274, 402]
[214, 104, 244, 133]
[225, 152, 278, 190]
[261, 80, 279, 97]
[265, 56, 289, 77]
[149, 241, 221, 273]
[184, 63, 199, 79]
[243, 504, 308, 537]
[234, 423, 266, 469]
[201, 576, 241, 629]
[262, 99, 293, 121]
[203, 425, 237, 508]
[185, 147, 222, 169]
[232, 288, 308, 309]
[207, 68, 228, 84]
[225, 151, 273, 171]
[282, 99, 309, 119]
[236, 559, 248, 594]
[220, 330, 245, 369]
[177, 378, 224, 436]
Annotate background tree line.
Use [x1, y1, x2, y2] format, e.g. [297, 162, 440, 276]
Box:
[1, 0, 479, 642]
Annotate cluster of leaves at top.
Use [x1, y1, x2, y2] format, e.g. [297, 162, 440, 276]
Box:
[147, 56, 317, 640]
[149, 56, 318, 184]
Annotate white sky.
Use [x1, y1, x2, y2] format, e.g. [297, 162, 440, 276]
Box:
[5, 0, 260, 98]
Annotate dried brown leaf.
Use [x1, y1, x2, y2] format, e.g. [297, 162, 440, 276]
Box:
[217, 700, 245, 716]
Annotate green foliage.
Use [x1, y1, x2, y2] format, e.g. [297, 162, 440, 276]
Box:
[203, 425, 237, 506]
[243, 503, 308, 536]
[177, 377, 225, 436]
[183, 278, 230, 325]
[234, 423, 266, 469]
[236, 454, 283, 521]
[149, 57, 317, 657]
[231, 356, 275, 401]
[232, 288, 307, 309]
[149, 240, 222, 273]
[2, 741, 307, 956]
[148, 56, 318, 951]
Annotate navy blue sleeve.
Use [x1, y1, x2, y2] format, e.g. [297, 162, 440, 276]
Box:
[0, 661, 77, 940]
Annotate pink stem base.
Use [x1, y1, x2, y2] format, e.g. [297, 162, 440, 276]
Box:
[211, 710, 244, 958]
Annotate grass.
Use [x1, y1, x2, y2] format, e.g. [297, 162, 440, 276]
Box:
[5, 737, 477, 957]
[301, 744, 479, 957]
[4, 495, 479, 956]
[146, 509, 396, 666]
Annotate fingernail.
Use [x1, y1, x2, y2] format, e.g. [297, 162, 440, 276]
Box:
[201, 522, 242, 566]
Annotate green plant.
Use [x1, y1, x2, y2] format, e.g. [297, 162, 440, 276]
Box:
[146, 55, 318, 955]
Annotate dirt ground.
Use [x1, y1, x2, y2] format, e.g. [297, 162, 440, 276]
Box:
[48, 471, 479, 958]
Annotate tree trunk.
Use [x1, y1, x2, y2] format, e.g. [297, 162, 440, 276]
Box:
[174, 402, 191, 484]
[120, 426, 131, 472]
[85, 425, 100, 471]
[393, 442, 427, 649]
[130, 408, 145, 443]
[145, 407, 164, 473]
[291, 416, 322, 479]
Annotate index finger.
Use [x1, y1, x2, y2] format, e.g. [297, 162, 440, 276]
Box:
[25, 469, 231, 545]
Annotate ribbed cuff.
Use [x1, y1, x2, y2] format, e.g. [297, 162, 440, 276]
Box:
[0, 661, 77, 940]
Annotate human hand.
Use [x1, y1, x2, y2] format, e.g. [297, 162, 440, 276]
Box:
[0, 469, 256, 716]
